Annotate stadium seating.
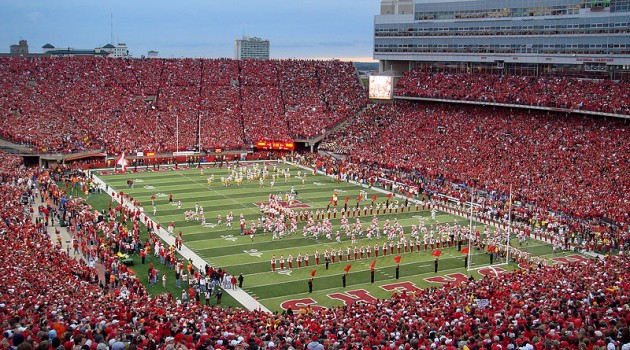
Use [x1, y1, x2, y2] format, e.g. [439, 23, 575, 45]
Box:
[0, 151, 628, 350]
[318, 102, 630, 235]
[396, 70, 630, 115]
[0, 57, 366, 153]
[0, 56, 629, 349]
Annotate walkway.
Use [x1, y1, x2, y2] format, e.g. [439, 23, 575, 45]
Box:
[30, 190, 86, 262]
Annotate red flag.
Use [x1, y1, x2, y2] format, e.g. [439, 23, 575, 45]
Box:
[393, 255, 401, 264]
[407, 192, 412, 198]
[328, 199, 334, 205]
[432, 249, 442, 257]
[369, 260, 376, 271]
[344, 265, 352, 273]
[487, 245, 496, 252]
[371, 195, 377, 201]
[345, 197, 349, 203]
[460, 247, 470, 254]
[310, 269, 317, 277]
[356, 195, 362, 201]
[116, 152, 128, 172]
[386, 193, 393, 198]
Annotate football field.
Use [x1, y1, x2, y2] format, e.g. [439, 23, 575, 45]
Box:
[96, 161, 581, 312]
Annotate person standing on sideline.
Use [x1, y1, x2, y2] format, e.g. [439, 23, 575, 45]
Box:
[205, 289, 211, 306]
[238, 273, 244, 288]
[434, 257, 439, 273]
[216, 289, 223, 304]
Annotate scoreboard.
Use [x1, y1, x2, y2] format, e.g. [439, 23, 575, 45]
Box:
[255, 141, 295, 151]
[369, 75, 394, 100]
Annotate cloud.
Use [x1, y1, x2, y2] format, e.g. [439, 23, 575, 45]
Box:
[26, 11, 44, 23]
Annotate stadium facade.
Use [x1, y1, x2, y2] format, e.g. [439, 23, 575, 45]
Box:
[375, 0, 630, 79]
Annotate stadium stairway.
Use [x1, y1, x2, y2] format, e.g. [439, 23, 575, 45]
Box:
[293, 106, 363, 150]
[91, 174, 272, 314]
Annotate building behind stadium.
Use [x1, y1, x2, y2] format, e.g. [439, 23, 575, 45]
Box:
[375, 0, 630, 80]
[234, 36, 271, 60]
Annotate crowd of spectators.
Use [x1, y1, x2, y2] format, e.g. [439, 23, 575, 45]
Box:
[199, 59, 244, 150]
[1, 56, 630, 349]
[0, 151, 628, 350]
[0, 57, 365, 154]
[317, 102, 629, 248]
[395, 70, 630, 115]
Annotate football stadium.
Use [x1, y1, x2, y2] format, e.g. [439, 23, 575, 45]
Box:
[0, 1, 629, 350]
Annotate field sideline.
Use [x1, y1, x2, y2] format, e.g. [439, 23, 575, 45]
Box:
[96, 161, 582, 312]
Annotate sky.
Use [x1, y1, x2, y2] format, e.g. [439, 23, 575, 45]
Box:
[0, 0, 380, 61]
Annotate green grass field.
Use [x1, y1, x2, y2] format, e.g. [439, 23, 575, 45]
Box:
[95, 161, 579, 312]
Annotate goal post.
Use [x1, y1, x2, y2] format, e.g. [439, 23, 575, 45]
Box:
[465, 187, 512, 272]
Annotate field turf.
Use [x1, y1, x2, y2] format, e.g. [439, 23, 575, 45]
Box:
[96, 162, 578, 312]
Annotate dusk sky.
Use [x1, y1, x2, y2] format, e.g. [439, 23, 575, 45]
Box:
[0, 0, 380, 61]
